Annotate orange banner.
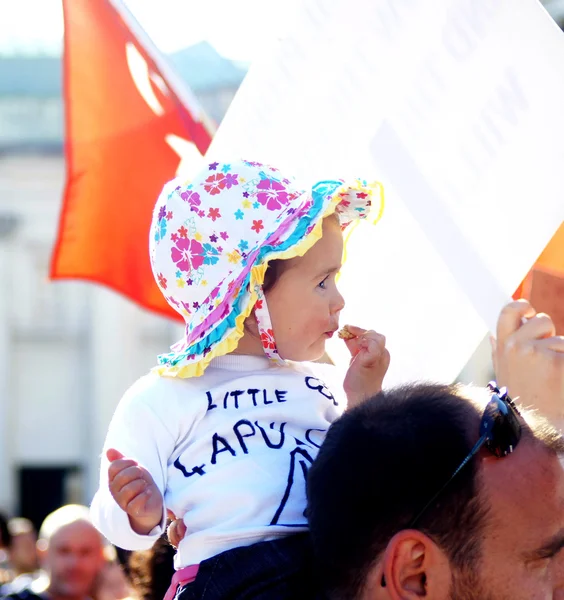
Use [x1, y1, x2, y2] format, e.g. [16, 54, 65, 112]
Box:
[51, 0, 213, 319]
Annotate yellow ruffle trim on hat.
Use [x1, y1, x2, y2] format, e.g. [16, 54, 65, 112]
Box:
[153, 179, 384, 379]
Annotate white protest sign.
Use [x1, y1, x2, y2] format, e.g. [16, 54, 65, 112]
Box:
[208, 0, 564, 385]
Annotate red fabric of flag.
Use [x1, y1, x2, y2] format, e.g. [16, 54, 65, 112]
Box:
[51, 0, 213, 320]
[513, 222, 564, 333]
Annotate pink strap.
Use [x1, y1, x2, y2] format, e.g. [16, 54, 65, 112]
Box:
[163, 565, 200, 600]
[253, 284, 285, 366]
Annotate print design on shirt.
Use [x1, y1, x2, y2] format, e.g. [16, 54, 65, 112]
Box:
[304, 376, 338, 406]
[173, 375, 336, 526]
[269, 446, 315, 528]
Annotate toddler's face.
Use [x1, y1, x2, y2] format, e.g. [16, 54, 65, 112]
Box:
[265, 216, 345, 362]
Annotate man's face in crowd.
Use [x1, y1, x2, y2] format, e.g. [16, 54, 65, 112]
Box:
[42, 521, 104, 599]
[461, 439, 564, 600]
[376, 438, 564, 600]
[10, 531, 39, 573]
[429, 440, 564, 600]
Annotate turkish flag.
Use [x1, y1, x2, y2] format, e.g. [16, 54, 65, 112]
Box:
[535, 222, 564, 277]
[513, 222, 564, 333]
[51, 0, 213, 320]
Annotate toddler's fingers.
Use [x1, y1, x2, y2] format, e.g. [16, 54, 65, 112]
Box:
[109, 463, 143, 488]
[361, 338, 390, 368]
[362, 330, 386, 348]
[167, 519, 187, 548]
[341, 324, 367, 338]
[125, 486, 154, 518]
[107, 448, 125, 462]
[116, 479, 149, 508]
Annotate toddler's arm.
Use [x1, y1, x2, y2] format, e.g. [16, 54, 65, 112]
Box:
[341, 325, 390, 408]
[90, 377, 176, 550]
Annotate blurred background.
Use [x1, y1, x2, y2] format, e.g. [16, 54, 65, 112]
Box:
[0, 0, 562, 532]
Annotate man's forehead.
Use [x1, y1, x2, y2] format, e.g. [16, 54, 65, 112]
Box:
[50, 520, 102, 546]
[481, 440, 564, 550]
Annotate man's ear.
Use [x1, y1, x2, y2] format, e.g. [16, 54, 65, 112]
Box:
[362, 530, 452, 599]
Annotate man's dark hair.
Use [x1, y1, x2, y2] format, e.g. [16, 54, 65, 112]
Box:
[307, 382, 564, 599]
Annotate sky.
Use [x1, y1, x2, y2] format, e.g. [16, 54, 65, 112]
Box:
[0, 0, 294, 61]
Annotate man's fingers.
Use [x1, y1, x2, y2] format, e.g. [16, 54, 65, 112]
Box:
[536, 336, 564, 354]
[496, 300, 536, 344]
[504, 313, 556, 349]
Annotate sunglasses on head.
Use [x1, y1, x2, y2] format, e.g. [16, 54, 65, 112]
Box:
[409, 382, 522, 528]
[381, 383, 522, 588]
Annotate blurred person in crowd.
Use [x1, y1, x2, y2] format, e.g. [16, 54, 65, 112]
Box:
[2, 505, 105, 600]
[0, 519, 41, 596]
[127, 538, 175, 600]
[92, 550, 132, 600]
[0, 513, 12, 586]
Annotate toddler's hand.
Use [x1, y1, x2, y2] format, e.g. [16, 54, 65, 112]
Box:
[107, 448, 164, 535]
[342, 325, 390, 408]
[167, 510, 187, 548]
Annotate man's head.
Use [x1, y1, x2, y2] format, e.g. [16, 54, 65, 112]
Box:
[7, 518, 39, 574]
[307, 383, 564, 599]
[38, 505, 105, 600]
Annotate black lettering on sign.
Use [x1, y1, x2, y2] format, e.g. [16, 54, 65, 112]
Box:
[210, 434, 237, 464]
[222, 391, 230, 409]
[206, 391, 217, 411]
[255, 421, 286, 449]
[263, 390, 273, 405]
[233, 419, 256, 454]
[305, 428, 326, 449]
[275, 390, 287, 403]
[305, 377, 338, 406]
[247, 388, 260, 407]
[230, 390, 244, 409]
[174, 457, 206, 478]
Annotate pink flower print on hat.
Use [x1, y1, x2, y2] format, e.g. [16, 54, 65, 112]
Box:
[204, 173, 226, 195]
[256, 177, 290, 211]
[180, 189, 201, 212]
[171, 236, 204, 273]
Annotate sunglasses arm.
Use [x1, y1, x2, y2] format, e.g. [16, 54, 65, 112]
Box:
[407, 433, 488, 529]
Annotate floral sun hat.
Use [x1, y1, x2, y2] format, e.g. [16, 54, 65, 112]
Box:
[150, 159, 384, 378]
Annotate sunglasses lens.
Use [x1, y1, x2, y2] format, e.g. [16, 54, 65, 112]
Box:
[481, 397, 521, 458]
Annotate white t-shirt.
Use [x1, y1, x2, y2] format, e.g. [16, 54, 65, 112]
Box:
[90, 354, 345, 567]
